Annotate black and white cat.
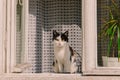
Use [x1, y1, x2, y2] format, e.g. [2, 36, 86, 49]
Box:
[52, 30, 80, 73]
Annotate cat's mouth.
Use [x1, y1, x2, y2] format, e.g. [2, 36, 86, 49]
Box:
[58, 45, 63, 47]
[57, 44, 64, 48]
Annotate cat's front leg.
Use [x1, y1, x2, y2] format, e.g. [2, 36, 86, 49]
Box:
[64, 61, 71, 73]
[53, 60, 59, 73]
[58, 62, 63, 73]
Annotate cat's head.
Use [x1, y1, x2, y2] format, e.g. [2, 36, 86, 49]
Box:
[52, 30, 69, 47]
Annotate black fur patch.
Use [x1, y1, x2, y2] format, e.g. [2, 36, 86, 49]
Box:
[73, 58, 77, 62]
[52, 30, 69, 42]
[61, 31, 69, 42]
[61, 34, 68, 42]
[69, 46, 74, 61]
[52, 30, 60, 40]
[53, 60, 58, 66]
[53, 61, 55, 66]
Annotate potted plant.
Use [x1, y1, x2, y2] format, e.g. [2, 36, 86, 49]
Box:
[100, 0, 120, 67]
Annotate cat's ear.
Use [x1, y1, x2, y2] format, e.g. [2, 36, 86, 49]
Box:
[53, 30, 59, 36]
[63, 30, 69, 37]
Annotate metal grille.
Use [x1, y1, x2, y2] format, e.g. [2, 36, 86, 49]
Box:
[17, 0, 82, 73]
[97, 0, 109, 66]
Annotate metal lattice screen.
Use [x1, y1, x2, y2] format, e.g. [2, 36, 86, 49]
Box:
[97, 0, 109, 66]
[16, 0, 82, 73]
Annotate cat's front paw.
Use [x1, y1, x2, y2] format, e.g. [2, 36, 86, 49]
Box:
[53, 60, 59, 73]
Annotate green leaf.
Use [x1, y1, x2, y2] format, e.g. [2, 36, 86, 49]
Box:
[109, 9, 114, 19]
[107, 38, 113, 57]
[106, 22, 116, 36]
[111, 25, 117, 39]
[118, 26, 120, 60]
[103, 20, 117, 27]
[107, 25, 117, 57]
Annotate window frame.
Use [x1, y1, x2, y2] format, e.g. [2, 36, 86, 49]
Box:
[0, 0, 6, 75]
[82, 0, 120, 75]
[1, 0, 29, 73]
[1, 0, 120, 78]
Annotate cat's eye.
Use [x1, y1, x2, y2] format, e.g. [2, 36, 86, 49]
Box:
[55, 39, 59, 41]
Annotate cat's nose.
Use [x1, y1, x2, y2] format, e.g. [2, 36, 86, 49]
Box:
[58, 43, 62, 46]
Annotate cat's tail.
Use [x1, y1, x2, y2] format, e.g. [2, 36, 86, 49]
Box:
[74, 51, 82, 73]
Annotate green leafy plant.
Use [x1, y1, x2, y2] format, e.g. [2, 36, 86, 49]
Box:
[100, 0, 120, 61]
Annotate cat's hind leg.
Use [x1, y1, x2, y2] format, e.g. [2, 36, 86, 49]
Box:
[70, 56, 78, 74]
[70, 62, 78, 74]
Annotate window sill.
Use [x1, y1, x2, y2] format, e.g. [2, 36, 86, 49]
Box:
[1, 73, 120, 80]
[83, 67, 120, 75]
[0, 73, 81, 80]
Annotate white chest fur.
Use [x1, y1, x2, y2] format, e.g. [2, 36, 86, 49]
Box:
[54, 44, 70, 63]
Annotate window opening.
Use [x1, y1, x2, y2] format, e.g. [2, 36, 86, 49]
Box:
[16, 0, 24, 64]
[16, 0, 82, 73]
[97, 0, 120, 67]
